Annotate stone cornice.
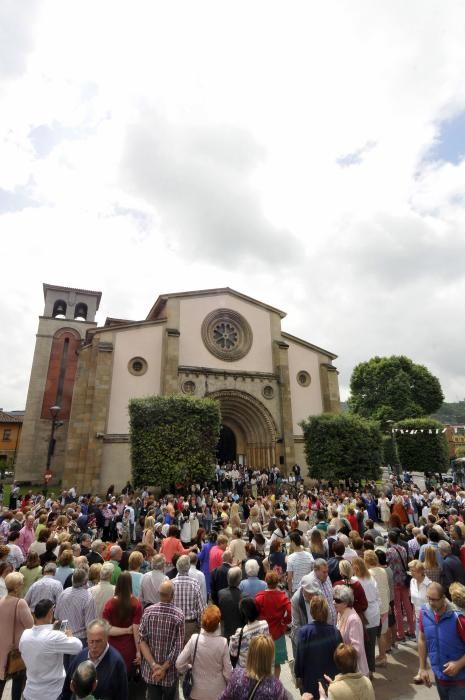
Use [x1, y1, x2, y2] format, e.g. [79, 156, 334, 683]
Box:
[281, 332, 337, 360]
[178, 365, 278, 380]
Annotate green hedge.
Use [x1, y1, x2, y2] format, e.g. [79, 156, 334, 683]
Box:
[394, 417, 449, 473]
[300, 413, 382, 482]
[129, 395, 221, 488]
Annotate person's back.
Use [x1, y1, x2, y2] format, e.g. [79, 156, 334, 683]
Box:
[328, 672, 375, 700]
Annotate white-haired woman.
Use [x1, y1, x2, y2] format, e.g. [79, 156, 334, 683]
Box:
[239, 560, 267, 598]
[333, 584, 369, 676]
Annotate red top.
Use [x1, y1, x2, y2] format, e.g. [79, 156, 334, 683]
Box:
[160, 536, 190, 565]
[102, 596, 143, 671]
[255, 588, 291, 640]
[347, 514, 359, 532]
[209, 544, 225, 572]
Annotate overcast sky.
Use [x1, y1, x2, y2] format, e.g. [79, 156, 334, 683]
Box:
[2, 1, 465, 411]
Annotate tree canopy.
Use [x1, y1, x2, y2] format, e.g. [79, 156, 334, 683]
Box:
[348, 355, 444, 423]
[394, 418, 449, 473]
[129, 394, 221, 489]
[301, 413, 383, 482]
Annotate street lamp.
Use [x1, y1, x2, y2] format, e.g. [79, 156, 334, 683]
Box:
[46, 404, 63, 469]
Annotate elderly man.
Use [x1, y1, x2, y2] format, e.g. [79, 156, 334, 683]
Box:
[418, 581, 465, 698]
[300, 559, 337, 626]
[86, 539, 106, 566]
[108, 545, 123, 584]
[140, 554, 168, 608]
[55, 568, 97, 645]
[17, 514, 35, 558]
[89, 562, 115, 617]
[60, 619, 128, 700]
[438, 540, 465, 592]
[239, 559, 266, 598]
[210, 550, 233, 604]
[218, 566, 242, 641]
[290, 576, 323, 655]
[139, 580, 185, 700]
[25, 562, 63, 609]
[20, 598, 83, 700]
[173, 554, 205, 642]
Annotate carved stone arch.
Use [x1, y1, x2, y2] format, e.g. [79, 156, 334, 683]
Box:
[206, 389, 278, 468]
[53, 327, 81, 340]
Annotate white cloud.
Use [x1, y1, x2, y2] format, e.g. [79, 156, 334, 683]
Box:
[2, 0, 465, 409]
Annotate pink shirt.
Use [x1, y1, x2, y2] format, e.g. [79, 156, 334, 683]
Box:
[18, 526, 35, 557]
[209, 545, 225, 572]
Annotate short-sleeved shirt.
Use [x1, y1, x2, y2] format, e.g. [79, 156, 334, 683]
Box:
[139, 602, 185, 687]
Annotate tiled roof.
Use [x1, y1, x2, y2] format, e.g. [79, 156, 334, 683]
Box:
[0, 411, 24, 423]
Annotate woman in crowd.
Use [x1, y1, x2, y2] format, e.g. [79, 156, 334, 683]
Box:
[128, 551, 144, 597]
[0, 572, 34, 700]
[19, 552, 42, 596]
[449, 581, 465, 612]
[0, 562, 13, 598]
[310, 528, 327, 560]
[88, 563, 102, 587]
[333, 584, 369, 676]
[255, 571, 291, 678]
[408, 559, 431, 683]
[351, 557, 380, 676]
[219, 634, 288, 700]
[333, 560, 368, 617]
[102, 571, 142, 679]
[28, 527, 50, 557]
[6, 533, 24, 571]
[264, 538, 286, 579]
[317, 643, 375, 700]
[141, 516, 156, 554]
[176, 604, 232, 700]
[229, 529, 248, 564]
[294, 596, 342, 698]
[239, 560, 266, 598]
[229, 597, 269, 669]
[160, 525, 191, 569]
[363, 550, 390, 667]
[55, 548, 75, 585]
[423, 545, 442, 583]
[198, 530, 216, 595]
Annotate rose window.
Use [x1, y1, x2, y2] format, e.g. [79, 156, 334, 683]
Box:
[201, 309, 252, 361]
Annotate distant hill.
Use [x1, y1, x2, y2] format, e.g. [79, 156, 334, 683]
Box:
[340, 400, 465, 424]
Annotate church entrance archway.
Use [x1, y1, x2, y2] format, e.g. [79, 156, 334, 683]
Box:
[208, 389, 278, 468]
[217, 425, 237, 464]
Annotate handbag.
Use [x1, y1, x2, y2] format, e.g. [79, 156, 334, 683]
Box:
[182, 633, 200, 699]
[230, 627, 243, 668]
[5, 600, 26, 678]
[248, 677, 264, 700]
[393, 545, 411, 586]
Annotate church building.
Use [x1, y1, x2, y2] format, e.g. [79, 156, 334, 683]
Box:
[15, 284, 340, 493]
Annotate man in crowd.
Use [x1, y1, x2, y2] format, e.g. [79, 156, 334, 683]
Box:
[17, 514, 35, 558]
[418, 581, 465, 698]
[89, 562, 115, 617]
[290, 577, 323, 655]
[301, 559, 337, 626]
[287, 533, 314, 594]
[210, 550, 233, 604]
[86, 539, 106, 566]
[218, 566, 242, 641]
[60, 619, 128, 700]
[438, 540, 465, 591]
[25, 561, 63, 609]
[327, 541, 346, 583]
[108, 545, 123, 584]
[139, 580, 185, 700]
[188, 552, 207, 604]
[55, 568, 97, 645]
[140, 554, 168, 608]
[172, 554, 205, 642]
[20, 598, 83, 699]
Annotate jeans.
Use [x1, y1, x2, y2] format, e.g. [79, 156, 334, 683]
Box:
[436, 682, 465, 700]
[0, 670, 26, 700]
[147, 682, 177, 700]
[394, 584, 415, 638]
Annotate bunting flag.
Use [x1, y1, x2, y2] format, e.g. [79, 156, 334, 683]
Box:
[391, 427, 452, 435]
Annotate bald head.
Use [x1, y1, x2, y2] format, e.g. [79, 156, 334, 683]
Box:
[159, 580, 174, 602]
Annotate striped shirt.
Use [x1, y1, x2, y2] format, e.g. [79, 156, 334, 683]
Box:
[300, 571, 337, 626]
[55, 585, 96, 639]
[173, 575, 205, 623]
[25, 576, 63, 610]
[139, 602, 185, 687]
[287, 550, 314, 593]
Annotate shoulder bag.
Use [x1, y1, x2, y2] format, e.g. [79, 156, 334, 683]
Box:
[248, 677, 264, 700]
[182, 633, 200, 699]
[6, 599, 26, 678]
[393, 545, 411, 587]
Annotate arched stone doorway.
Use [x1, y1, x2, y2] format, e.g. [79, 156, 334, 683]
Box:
[217, 425, 236, 464]
[208, 389, 278, 468]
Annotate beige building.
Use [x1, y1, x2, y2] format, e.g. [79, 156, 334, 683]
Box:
[16, 285, 340, 493]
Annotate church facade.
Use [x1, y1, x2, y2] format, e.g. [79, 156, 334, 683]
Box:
[15, 285, 340, 493]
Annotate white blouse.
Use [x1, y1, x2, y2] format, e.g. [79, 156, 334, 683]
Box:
[410, 575, 431, 617]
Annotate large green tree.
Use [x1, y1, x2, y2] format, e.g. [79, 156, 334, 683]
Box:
[301, 413, 383, 482]
[348, 355, 444, 422]
[394, 418, 449, 473]
[129, 395, 221, 489]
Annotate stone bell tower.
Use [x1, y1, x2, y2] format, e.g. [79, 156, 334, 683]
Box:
[15, 284, 102, 484]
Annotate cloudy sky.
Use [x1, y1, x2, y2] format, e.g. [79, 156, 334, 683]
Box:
[2, 0, 465, 411]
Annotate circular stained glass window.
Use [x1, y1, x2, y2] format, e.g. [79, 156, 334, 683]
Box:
[297, 370, 311, 387]
[128, 357, 148, 376]
[201, 308, 252, 361]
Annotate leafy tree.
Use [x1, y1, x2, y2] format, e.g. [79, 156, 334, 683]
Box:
[300, 413, 383, 482]
[394, 418, 449, 473]
[456, 446, 465, 458]
[348, 355, 444, 422]
[129, 395, 221, 489]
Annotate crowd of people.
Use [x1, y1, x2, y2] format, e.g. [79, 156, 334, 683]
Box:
[0, 464, 465, 700]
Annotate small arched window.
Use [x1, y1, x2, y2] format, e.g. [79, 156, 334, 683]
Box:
[74, 302, 88, 321]
[52, 299, 67, 318]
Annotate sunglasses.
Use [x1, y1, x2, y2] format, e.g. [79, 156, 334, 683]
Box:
[333, 598, 343, 604]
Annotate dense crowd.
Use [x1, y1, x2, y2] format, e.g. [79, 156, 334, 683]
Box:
[0, 463, 465, 700]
